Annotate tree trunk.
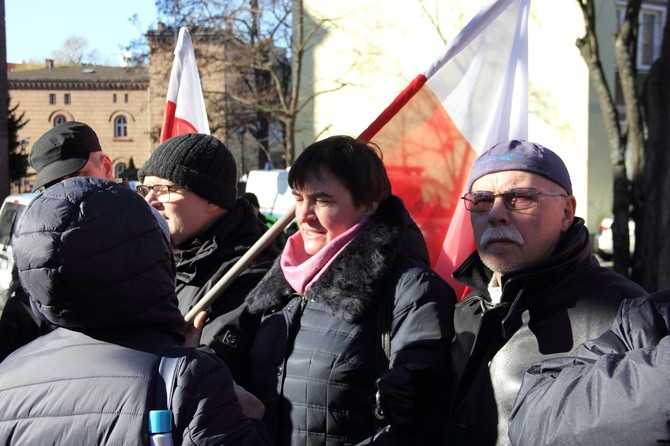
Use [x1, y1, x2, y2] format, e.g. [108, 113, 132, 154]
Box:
[614, 0, 643, 277]
[286, 0, 304, 165]
[0, 0, 10, 201]
[576, 0, 631, 276]
[636, 6, 670, 292]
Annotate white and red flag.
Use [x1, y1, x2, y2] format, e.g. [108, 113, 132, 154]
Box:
[358, 0, 530, 298]
[160, 27, 210, 142]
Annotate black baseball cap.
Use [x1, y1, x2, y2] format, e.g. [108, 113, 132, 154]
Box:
[29, 121, 103, 191]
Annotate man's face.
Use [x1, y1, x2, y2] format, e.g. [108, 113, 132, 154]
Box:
[469, 170, 576, 275]
[140, 175, 225, 246]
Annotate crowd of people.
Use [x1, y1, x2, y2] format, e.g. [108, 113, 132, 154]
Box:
[0, 121, 665, 445]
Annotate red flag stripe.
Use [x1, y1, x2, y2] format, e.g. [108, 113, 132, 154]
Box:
[355, 0, 529, 299]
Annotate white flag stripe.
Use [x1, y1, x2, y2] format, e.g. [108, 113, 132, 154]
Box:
[425, 0, 529, 156]
[163, 27, 210, 140]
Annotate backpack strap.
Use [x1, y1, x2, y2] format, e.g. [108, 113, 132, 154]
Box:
[156, 354, 183, 410]
[374, 278, 393, 427]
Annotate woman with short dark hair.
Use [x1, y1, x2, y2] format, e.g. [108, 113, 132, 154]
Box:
[246, 135, 455, 445]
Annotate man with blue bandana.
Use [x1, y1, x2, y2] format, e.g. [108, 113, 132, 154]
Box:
[445, 140, 646, 445]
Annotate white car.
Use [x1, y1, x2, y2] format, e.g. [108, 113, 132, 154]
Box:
[0, 193, 38, 311]
[594, 217, 635, 261]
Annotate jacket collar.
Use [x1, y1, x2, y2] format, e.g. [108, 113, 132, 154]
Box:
[175, 199, 267, 283]
[246, 196, 427, 322]
[453, 218, 596, 338]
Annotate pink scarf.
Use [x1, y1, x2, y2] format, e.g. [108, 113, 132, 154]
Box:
[281, 216, 369, 295]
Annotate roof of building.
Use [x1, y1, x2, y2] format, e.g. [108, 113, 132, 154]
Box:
[8, 65, 149, 90]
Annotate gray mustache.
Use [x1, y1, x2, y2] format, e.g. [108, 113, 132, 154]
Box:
[480, 226, 524, 247]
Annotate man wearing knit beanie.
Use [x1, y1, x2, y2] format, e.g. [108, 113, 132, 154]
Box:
[138, 133, 278, 391]
[445, 140, 646, 445]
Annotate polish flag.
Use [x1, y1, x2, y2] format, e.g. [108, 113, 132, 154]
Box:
[358, 0, 530, 298]
[160, 27, 210, 142]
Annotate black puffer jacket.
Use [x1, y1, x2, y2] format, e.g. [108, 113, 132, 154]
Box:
[447, 218, 646, 445]
[246, 196, 455, 445]
[0, 178, 269, 445]
[509, 291, 670, 446]
[175, 198, 278, 388]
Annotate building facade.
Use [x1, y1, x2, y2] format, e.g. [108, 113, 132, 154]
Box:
[8, 62, 153, 184]
[7, 24, 247, 189]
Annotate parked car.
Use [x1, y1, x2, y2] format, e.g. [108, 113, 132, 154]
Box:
[594, 217, 635, 261]
[242, 169, 294, 220]
[0, 193, 38, 311]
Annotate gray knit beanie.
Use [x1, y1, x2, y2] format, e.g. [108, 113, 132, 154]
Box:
[138, 133, 237, 209]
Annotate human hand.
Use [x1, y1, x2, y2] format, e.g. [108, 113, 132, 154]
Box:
[233, 381, 265, 420]
[182, 310, 207, 348]
[377, 362, 431, 430]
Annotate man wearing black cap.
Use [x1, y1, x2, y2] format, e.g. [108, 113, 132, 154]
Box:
[28, 121, 114, 190]
[445, 140, 646, 445]
[0, 177, 269, 444]
[0, 121, 115, 362]
[137, 133, 278, 390]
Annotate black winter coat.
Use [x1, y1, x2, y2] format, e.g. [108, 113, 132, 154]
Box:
[0, 286, 49, 362]
[509, 291, 670, 446]
[448, 218, 646, 445]
[175, 197, 278, 388]
[0, 178, 269, 445]
[246, 196, 455, 445]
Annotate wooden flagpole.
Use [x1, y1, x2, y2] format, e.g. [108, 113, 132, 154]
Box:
[184, 205, 296, 323]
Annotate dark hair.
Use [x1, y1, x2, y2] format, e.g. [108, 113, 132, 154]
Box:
[288, 135, 392, 207]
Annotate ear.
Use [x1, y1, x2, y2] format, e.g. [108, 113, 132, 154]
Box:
[205, 201, 228, 215]
[560, 195, 577, 232]
[364, 201, 379, 216]
[102, 154, 114, 180]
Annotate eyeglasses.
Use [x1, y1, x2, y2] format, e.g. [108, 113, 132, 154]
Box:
[461, 188, 568, 213]
[135, 184, 187, 203]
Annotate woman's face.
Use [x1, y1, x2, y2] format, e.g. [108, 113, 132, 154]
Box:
[293, 167, 372, 256]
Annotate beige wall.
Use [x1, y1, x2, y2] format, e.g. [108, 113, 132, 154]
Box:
[9, 87, 154, 181]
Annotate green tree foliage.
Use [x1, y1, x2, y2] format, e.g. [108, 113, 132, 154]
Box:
[7, 99, 28, 182]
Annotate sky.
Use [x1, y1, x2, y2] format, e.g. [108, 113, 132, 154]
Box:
[5, 0, 159, 66]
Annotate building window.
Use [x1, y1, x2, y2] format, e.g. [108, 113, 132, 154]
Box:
[49, 93, 56, 105]
[114, 116, 128, 138]
[617, 2, 667, 71]
[113, 93, 117, 103]
[64, 93, 71, 105]
[115, 162, 127, 179]
[124, 93, 129, 103]
[54, 115, 67, 127]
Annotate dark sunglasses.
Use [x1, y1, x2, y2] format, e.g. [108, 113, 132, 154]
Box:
[461, 187, 568, 213]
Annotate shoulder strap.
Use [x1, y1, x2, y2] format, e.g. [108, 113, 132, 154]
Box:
[374, 280, 393, 426]
[156, 355, 183, 410]
[375, 294, 392, 372]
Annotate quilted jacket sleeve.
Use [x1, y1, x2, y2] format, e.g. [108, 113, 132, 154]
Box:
[171, 348, 271, 446]
[359, 260, 456, 445]
[508, 292, 670, 446]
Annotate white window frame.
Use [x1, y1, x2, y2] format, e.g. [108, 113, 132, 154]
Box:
[53, 115, 67, 127]
[114, 115, 128, 138]
[616, 2, 667, 71]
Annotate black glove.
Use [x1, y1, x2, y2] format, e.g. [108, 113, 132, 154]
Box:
[376, 362, 432, 431]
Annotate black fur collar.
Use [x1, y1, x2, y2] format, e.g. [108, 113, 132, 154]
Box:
[246, 196, 424, 322]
